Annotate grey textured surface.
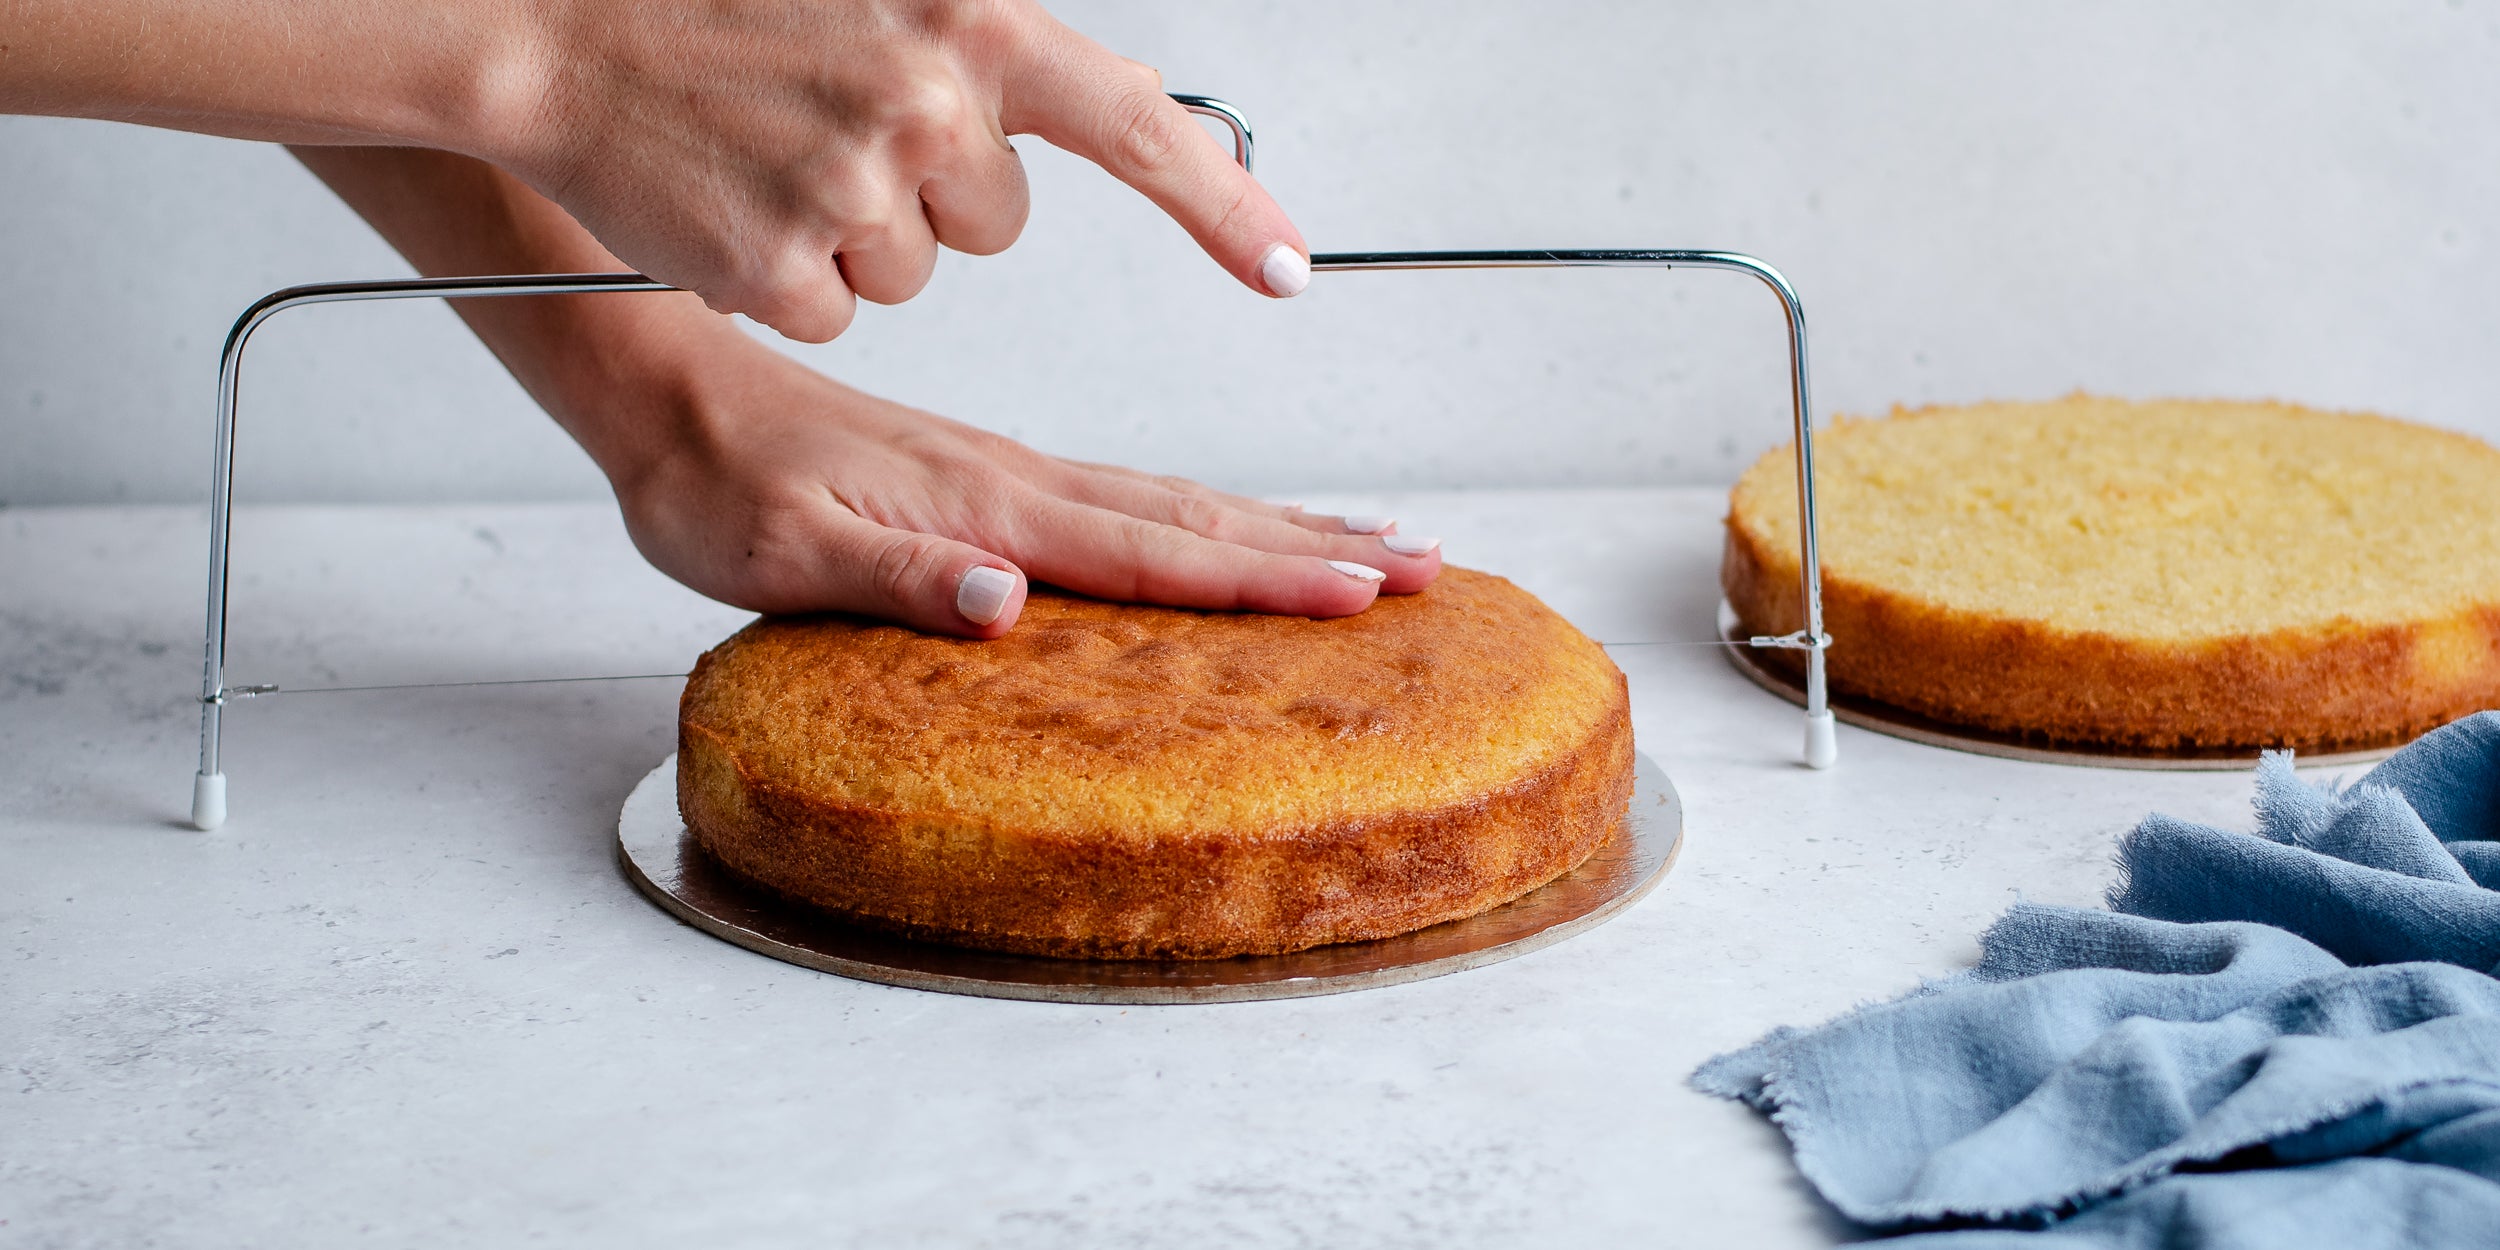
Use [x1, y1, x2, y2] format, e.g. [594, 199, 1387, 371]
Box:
[1, 491, 2290, 1247]
[6, 0, 2499, 506]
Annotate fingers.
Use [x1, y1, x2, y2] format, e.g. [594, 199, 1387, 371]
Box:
[920, 131, 1031, 257]
[1056, 461, 1374, 540]
[837, 195, 943, 306]
[741, 188, 958, 327]
[853, 117, 1028, 297]
[1002, 24, 1309, 298]
[736, 240, 859, 344]
[1047, 470, 1441, 594]
[766, 509, 1029, 638]
[1006, 496, 1387, 617]
[735, 81, 1026, 329]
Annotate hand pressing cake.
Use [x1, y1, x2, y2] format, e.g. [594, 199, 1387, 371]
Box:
[1725, 395, 2500, 750]
[677, 568, 1633, 959]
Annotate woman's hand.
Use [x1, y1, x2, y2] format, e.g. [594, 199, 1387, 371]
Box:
[511, 0, 1308, 341]
[600, 325, 1438, 636]
[3, 1, 1306, 341]
[293, 145, 1431, 638]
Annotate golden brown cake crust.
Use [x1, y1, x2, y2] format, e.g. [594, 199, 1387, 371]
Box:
[1726, 396, 2500, 750]
[678, 568, 1633, 958]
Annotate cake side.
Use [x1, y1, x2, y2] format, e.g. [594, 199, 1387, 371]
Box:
[680, 682, 1632, 959]
[1724, 517, 2500, 749]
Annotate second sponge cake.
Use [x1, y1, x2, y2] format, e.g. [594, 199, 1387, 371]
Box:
[1725, 395, 2500, 750]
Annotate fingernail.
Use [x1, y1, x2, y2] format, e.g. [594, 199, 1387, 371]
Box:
[1381, 534, 1440, 556]
[1343, 515, 1394, 534]
[1258, 243, 1310, 298]
[1327, 560, 1387, 582]
[955, 565, 1018, 625]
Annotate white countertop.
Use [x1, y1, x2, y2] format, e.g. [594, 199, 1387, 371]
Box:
[1, 490, 2275, 1247]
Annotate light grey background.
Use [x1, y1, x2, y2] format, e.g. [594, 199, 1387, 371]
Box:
[3, 0, 2495, 507]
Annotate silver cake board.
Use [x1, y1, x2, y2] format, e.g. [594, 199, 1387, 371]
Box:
[617, 752, 1682, 1005]
[1716, 602, 2410, 772]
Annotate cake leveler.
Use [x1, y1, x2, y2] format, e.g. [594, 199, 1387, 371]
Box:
[186, 94, 1836, 832]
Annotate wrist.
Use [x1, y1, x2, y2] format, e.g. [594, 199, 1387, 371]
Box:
[523, 301, 749, 497]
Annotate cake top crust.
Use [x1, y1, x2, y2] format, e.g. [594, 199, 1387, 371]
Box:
[1733, 395, 2500, 642]
[680, 567, 1623, 840]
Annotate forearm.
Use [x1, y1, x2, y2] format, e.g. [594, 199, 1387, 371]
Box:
[10, 0, 1303, 340]
[0, 0, 539, 152]
[290, 145, 731, 485]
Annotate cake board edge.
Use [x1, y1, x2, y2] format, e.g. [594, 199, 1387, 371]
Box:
[615, 751, 1683, 1005]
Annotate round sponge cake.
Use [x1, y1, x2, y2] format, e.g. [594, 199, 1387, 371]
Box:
[677, 567, 1633, 959]
[1725, 395, 2500, 750]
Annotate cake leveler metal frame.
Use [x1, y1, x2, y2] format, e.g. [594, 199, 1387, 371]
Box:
[187, 94, 1835, 831]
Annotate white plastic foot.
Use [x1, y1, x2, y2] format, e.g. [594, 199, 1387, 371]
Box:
[191, 771, 227, 831]
[1803, 712, 1838, 770]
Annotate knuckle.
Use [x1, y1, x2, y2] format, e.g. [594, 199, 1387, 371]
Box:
[1102, 91, 1184, 176]
[777, 305, 850, 344]
[741, 251, 852, 336]
[802, 289, 859, 340]
[948, 228, 1018, 258]
[1206, 177, 1258, 244]
[1106, 513, 1179, 562]
[834, 210, 891, 246]
[938, 194, 1026, 256]
[919, 0, 1019, 45]
[1165, 494, 1232, 539]
[892, 270, 938, 304]
[1144, 522, 1219, 575]
[868, 531, 948, 604]
[1090, 514, 1230, 606]
[840, 250, 933, 306]
[946, 461, 1023, 509]
[877, 72, 972, 152]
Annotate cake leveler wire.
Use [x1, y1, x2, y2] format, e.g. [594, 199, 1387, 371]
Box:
[186, 94, 1836, 832]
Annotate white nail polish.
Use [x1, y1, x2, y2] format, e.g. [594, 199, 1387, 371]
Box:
[1343, 515, 1394, 534]
[1381, 534, 1440, 556]
[955, 565, 1018, 625]
[1327, 560, 1387, 582]
[1258, 243, 1310, 298]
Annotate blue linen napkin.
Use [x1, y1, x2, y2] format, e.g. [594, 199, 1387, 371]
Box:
[1694, 711, 2500, 1246]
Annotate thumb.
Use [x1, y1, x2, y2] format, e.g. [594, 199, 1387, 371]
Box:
[1003, 29, 1309, 298]
[797, 512, 1029, 638]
